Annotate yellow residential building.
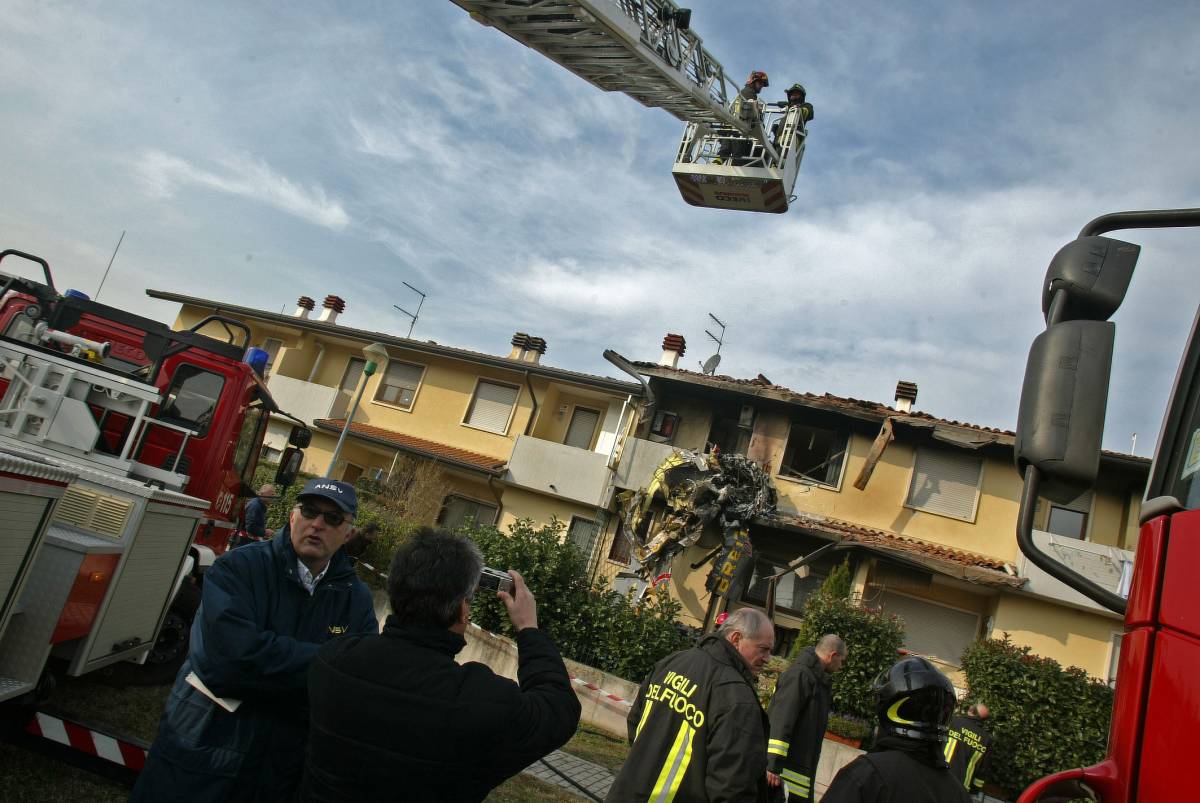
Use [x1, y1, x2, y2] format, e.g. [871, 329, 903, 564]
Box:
[147, 290, 642, 559]
[599, 335, 1148, 685]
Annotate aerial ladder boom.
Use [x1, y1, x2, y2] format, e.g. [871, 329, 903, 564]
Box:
[449, 0, 805, 213]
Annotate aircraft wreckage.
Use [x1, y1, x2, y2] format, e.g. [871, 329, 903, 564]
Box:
[614, 448, 778, 599]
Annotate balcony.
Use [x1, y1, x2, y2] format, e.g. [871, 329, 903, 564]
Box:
[1017, 529, 1134, 614]
[613, 437, 679, 491]
[265, 374, 339, 424]
[505, 435, 611, 508]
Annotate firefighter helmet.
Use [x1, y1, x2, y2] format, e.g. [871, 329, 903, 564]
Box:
[872, 656, 956, 743]
[786, 83, 806, 101]
[747, 70, 769, 87]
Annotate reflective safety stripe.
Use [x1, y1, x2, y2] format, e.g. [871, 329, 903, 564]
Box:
[781, 768, 810, 787]
[635, 701, 655, 742]
[783, 779, 811, 800]
[944, 735, 959, 764]
[965, 747, 984, 787]
[768, 738, 790, 756]
[651, 719, 696, 803]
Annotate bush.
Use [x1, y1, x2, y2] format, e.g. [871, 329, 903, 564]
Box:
[960, 635, 1113, 798]
[788, 561, 905, 722]
[466, 518, 692, 681]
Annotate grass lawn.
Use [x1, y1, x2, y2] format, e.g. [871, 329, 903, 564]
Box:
[2, 673, 624, 802]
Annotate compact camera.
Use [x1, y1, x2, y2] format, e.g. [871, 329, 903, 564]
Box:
[478, 566, 515, 596]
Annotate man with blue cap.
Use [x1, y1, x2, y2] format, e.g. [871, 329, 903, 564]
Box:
[132, 477, 377, 803]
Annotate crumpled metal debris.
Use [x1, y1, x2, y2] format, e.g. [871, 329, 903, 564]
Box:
[614, 449, 777, 597]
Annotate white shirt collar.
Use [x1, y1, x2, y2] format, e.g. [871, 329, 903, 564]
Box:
[297, 559, 329, 595]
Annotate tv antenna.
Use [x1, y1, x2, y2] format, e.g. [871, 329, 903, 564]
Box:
[393, 281, 426, 339]
[699, 312, 725, 375]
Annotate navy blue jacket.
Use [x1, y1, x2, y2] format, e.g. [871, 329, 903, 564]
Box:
[243, 496, 269, 538]
[131, 528, 377, 803]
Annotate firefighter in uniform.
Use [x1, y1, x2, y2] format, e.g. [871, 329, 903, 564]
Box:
[945, 703, 992, 798]
[821, 656, 970, 803]
[606, 607, 775, 802]
[765, 634, 846, 800]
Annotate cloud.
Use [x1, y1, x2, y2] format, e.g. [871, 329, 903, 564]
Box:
[134, 150, 350, 230]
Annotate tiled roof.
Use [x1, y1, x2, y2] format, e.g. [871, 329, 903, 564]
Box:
[762, 510, 1026, 589]
[315, 419, 507, 474]
[146, 289, 641, 394]
[633, 361, 1147, 464]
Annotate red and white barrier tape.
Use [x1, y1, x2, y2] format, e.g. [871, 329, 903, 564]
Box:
[26, 711, 147, 771]
[569, 675, 633, 709]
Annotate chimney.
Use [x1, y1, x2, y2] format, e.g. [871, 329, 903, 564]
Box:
[294, 296, 315, 319]
[318, 294, 345, 324]
[524, 336, 547, 364]
[659, 333, 686, 369]
[895, 380, 918, 413]
[508, 332, 529, 360]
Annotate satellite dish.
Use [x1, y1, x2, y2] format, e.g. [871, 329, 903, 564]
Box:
[700, 353, 721, 375]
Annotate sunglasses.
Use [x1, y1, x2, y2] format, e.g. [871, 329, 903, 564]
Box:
[297, 502, 348, 527]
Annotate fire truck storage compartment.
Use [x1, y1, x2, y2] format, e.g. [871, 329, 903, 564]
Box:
[0, 450, 77, 702]
[46, 470, 206, 676]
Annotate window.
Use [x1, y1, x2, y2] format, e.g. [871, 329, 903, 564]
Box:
[260, 444, 282, 464]
[650, 410, 679, 441]
[439, 495, 499, 531]
[233, 404, 267, 484]
[607, 530, 633, 565]
[160, 364, 225, 436]
[341, 462, 363, 484]
[564, 406, 600, 450]
[877, 590, 980, 666]
[464, 380, 519, 434]
[779, 423, 848, 487]
[1107, 632, 1122, 687]
[374, 361, 423, 410]
[329, 357, 365, 419]
[568, 516, 601, 559]
[1045, 489, 1092, 540]
[261, 338, 283, 372]
[906, 447, 983, 521]
[743, 558, 826, 614]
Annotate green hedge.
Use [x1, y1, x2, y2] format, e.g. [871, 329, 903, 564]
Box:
[788, 562, 905, 723]
[466, 518, 692, 681]
[960, 635, 1113, 799]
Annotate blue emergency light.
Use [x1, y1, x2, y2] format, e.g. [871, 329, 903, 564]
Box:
[243, 347, 269, 377]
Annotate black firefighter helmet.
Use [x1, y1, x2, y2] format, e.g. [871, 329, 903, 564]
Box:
[872, 656, 956, 743]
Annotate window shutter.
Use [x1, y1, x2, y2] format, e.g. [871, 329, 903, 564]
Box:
[568, 517, 600, 558]
[878, 590, 980, 666]
[906, 448, 983, 520]
[565, 408, 600, 449]
[377, 362, 423, 408]
[466, 381, 518, 433]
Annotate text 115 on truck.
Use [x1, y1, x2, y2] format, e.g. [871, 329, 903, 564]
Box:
[1013, 208, 1200, 802]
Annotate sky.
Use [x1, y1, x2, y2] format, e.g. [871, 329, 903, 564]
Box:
[2, 0, 1198, 457]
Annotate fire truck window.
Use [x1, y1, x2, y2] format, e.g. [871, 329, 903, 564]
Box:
[160, 365, 224, 436]
[233, 405, 267, 484]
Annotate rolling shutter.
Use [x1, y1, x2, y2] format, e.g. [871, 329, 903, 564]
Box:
[906, 447, 983, 521]
[465, 381, 518, 434]
[565, 407, 600, 449]
[878, 590, 980, 666]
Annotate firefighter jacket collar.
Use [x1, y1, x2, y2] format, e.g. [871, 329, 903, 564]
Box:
[697, 633, 757, 686]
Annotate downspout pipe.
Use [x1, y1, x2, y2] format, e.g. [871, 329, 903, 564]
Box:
[522, 369, 539, 436]
[307, 341, 326, 383]
[603, 350, 654, 435]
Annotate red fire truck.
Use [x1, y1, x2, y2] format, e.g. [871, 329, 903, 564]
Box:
[0, 248, 308, 695]
[1013, 209, 1200, 802]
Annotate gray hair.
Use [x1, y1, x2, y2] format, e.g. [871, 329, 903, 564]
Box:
[717, 608, 773, 641]
[815, 634, 846, 657]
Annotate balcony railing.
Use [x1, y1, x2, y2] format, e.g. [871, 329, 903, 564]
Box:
[265, 374, 339, 424]
[1017, 529, 1134, 613]
[505, 435, 611, 508]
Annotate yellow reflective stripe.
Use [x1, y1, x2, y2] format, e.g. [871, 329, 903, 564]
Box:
[783, 779, 811, 799]
[965, 748, 984, 787]
[886, 696, 917, 725]
[767, 738, 790, 756]
[944, 735, 959, 764]
[780, 769, 810, 786]
[651, 720, 695, 803]
[634, 700, 655, 742]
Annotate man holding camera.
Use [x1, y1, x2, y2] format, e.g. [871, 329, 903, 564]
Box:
[301, 527, 581, 801]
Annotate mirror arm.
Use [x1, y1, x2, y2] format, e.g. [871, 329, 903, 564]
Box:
[1017, 464, 1127, 614]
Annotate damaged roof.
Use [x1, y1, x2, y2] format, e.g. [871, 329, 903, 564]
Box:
[629, 359, 1148, 467]
[314, 419, 507, 475]
[763, 510, 1026, 589]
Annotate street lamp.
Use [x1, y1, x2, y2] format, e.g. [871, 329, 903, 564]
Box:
[326, 342, 389, 476]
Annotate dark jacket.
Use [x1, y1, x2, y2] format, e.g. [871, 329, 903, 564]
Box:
[821, 736, 971, 803]
[606, 635, 770, 803]
[243, 496, 269, 537]
[945, 715, 991, 792]
[130, 530, 377, 803]
[766, 646, 833, 800]
[300, 617, 581, 802]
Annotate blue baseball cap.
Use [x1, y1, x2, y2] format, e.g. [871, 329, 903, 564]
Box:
[297, 478, 357, 517]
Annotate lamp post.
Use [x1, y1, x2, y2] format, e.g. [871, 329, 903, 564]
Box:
[326, 342, 389, 477]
